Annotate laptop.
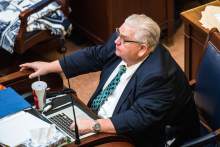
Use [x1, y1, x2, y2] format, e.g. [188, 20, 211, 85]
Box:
[42, 94, 95, 142]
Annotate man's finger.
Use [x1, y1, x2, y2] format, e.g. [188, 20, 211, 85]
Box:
[29, 71, 40, 79]
[20, 67, 26, 71]
[70, 123, 75, 130]
[20, 62, 31, 67]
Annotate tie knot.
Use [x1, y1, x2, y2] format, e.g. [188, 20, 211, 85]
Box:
[119, 65, 126, 74]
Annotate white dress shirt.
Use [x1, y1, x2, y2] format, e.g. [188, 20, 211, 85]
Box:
[98, 59, 147, 118]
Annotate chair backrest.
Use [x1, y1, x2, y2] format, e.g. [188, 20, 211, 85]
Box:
[194, 28, 220, 131]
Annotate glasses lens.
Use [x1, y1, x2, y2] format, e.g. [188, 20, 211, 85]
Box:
[116, 28, 120, 36]
[116, 28, 123, 44]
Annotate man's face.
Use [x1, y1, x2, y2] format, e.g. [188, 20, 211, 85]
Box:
[114, 24, 148, 65]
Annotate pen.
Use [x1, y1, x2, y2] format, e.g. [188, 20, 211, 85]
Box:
[52, 102, 72, 111]
[47, 94, 67, 101]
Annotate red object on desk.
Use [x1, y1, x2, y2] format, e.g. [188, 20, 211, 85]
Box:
[0, 84, 6, 90]
[32, 91, 39, 109]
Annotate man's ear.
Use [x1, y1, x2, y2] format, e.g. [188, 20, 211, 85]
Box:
[138, 45, 150, 57]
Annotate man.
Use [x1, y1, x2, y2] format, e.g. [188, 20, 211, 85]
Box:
[20, 14, 199, 146]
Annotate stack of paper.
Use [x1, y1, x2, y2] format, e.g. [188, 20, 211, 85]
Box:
[200, 5, 220, 31]
[0, 111, 51, 146]
[0, 111, 65, 146]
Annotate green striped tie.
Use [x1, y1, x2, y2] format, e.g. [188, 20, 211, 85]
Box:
[91, 65, 126, 111]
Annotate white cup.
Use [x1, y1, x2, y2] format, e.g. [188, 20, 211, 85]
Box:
[31, 81, 47, 111]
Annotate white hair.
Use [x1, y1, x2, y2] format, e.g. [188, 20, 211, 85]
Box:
[124, 14, 161, 52]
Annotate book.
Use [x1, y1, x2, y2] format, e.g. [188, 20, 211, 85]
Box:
[0, 87, 31, 118]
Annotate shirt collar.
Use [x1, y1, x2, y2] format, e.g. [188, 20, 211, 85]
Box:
[120, 55, 149, 79]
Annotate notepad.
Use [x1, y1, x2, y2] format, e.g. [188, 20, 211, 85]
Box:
[0, 87, 31, 118]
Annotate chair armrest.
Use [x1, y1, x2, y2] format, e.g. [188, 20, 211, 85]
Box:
[181, 128, 220, 147]
[0, 70, 63, 94]
[19, 0, 62, 19]
[0, 70, 32, 86]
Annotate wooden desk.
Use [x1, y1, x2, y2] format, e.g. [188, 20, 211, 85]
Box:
[70, 0, 174, 43]
[0, 70, 134, 147]
[181, 0, 220, 80]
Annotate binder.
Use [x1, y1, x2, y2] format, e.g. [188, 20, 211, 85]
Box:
[0, 87, 31, 118]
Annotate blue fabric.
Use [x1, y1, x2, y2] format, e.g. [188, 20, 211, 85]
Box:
[91, 65, 126, 111]
[59, 33, 199, 146]
[195, 41, 220, 130]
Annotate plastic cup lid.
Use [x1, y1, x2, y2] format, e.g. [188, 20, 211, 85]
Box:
[31, 81, 47, 91]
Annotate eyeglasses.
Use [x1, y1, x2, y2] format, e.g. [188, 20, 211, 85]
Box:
[115, 28, 144, 45]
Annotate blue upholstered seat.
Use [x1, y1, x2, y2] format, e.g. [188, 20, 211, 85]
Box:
[195, 39, 220, 131]
[181, 28, 220, 147]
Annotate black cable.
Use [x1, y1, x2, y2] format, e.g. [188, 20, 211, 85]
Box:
[61, 36, 80, 144]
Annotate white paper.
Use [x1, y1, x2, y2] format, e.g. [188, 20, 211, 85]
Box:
[0, 111, 50, 146]
[214, 13, 220, 20]
[199, 5, 220, 31]
[30, 125, 54, 145]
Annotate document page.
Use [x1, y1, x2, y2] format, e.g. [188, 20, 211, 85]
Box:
[0, 111, 50, 146]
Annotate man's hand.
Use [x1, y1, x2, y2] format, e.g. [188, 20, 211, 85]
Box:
[20, 60, 62, 79]
[20, 61, 50, 79]
[70, 119, 94, 134]
[70, 118, 116, 134]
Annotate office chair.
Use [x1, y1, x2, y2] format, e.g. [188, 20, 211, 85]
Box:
[179, 28, 220, 147]
[14, 0, 70, 54]
[0, 0, 70, 77]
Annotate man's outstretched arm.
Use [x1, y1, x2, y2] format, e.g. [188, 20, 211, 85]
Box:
[20, 60, 63, 79]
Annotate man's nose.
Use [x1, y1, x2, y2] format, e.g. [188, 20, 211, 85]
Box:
[115, 37, 121, 46]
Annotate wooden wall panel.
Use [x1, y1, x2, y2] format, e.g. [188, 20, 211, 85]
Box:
[70, 0, 173, 43]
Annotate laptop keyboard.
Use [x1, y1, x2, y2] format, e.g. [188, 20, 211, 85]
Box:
[48, 113, 75, 139]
